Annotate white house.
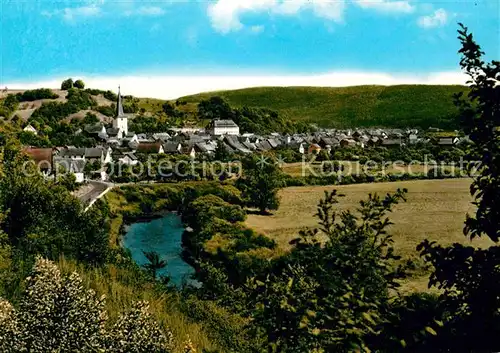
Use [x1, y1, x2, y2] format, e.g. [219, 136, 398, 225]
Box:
[55, 159, 85, 183]
[209, 120, 240, 136]
[118, 152, 139, 166]
[23, 124, 38, 135]
[183, 146, 196, 159]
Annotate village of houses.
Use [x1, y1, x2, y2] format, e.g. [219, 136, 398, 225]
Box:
[22, 90, 463, 184]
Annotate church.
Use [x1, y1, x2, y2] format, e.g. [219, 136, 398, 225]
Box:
[112, 87, 129, 136]
[83, 87, 133, 142]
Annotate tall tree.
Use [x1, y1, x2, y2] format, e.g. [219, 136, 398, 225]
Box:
[418, 24, 500, 351]
[73, 80, 85, 89]
[214, 140, 231, 162]
[60, 78, 74, 90]
[237, 155, 284, 215]
[197, 96, 233, 120]
[142, 251, 167, 280]
[245, 189, 407, 352]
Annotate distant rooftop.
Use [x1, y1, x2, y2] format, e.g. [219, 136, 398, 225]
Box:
[214, 120, 238, 128]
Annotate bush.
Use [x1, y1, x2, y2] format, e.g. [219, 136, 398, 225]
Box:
[16, 89, 58, 102]
[74, 80, 85, 89]
[0, 257, 174, 352]
[61, 78, 74, 90]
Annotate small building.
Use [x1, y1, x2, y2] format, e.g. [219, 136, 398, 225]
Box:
[340, 139, 357, 148]
[136, 142, 164, 154]
[23, 124, 38, 135]
[118, 152, 139, 166]
[256, 140, 273, 152]
[54, 158, 85, 183]
[106, 127, 123, 140]
[437, 137, 459, 147]
[23, 147, 53, 172]
[163, 142, 182, 154]
[182, 146, 197, 159]
[84, 124, 107, 139]
[59, 148, 86, 160]
[225, 135, 252, 154]
[381, 139, 403, 148]
[409, 134, 419, 144]
[209, 120, 240, 136]
[85, 147, 112, 164]
[308, 143, 322, 155]
[152, 133, 171, 142]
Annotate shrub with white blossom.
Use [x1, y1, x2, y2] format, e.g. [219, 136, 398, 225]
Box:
[0, 257, 174, 352]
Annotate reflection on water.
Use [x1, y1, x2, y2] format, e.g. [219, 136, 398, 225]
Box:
[122, 213, 196, 287]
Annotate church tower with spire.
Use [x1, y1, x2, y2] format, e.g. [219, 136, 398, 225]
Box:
[112, 86, 128, 135]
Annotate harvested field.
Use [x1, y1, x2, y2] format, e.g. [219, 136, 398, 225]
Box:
[246, 179, 494, 293]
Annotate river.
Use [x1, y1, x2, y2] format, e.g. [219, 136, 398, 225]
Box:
[122, 213, 196, 287]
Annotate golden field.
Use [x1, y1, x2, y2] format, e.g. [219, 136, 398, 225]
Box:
[281, 161, 456, 177]
[246, 178, 494, 293]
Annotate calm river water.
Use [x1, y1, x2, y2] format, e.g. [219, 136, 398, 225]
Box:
[122, 213, 196, 287]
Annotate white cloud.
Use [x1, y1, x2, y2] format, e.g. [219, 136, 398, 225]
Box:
[3, 71, 468, 100]
[250, 25, 265, 34]
[124, 6, 166, 17]
[417, 9, 448, 28]
[208, 0, 346, 34]
[42, 5, 101, 22]
[355, 0, 415, 13]
[207, 0, 419, 33]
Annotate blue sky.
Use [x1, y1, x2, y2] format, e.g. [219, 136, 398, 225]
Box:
[1, 0, 498, 98]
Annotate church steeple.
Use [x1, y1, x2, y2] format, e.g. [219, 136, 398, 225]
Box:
[116, 85, 125, 117]
[113, 85, 128, 135]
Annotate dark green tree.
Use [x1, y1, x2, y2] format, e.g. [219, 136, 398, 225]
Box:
[244, 189, 407, 352]
[237, 155, 284, 214]
[0, 144, 109, 265]
[213, 140, 231, 162]
[74, 79, 85, 89]
[142, 251, 167, 280]
[418, 24, 500, 352]
[61, 78, 74, 90]
[197, 96, 233, 120]
[82, 112, 99, 126]
[162, 102, 176, 116]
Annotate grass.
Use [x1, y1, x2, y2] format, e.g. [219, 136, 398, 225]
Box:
[246, 178, 494, 293]
[181, 85, 467, 129]
[281, 161, 455, 177]
[57, 257, 217, 352]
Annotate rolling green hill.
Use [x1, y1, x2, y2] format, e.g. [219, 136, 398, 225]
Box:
[181, 85, 467, 129]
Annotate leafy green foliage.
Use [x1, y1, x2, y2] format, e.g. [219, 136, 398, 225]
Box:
[236, 155, 285, 214]
[197, 96, 311, 133]
[198, 97, 233, 121]
[213, 140, 232, 162]
[30, 88, 97, 126]
[182, 194, 246, 233]
[0, 146, 109, 265]
[0, 257, 174, 352]
[0, 95, 19, 118]
[61, 78, 74, 90]
[74, 79, 85, 89]
[416, 24, 500, 352]
[183, 85, 466, 129]
[242, 189, 407, 352]
[129, 115, 172, 133]
[142, 251, 167, 280]
[15, 89, 58, 102]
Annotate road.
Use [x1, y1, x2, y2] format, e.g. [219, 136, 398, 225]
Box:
[73, 181, 114, 207]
